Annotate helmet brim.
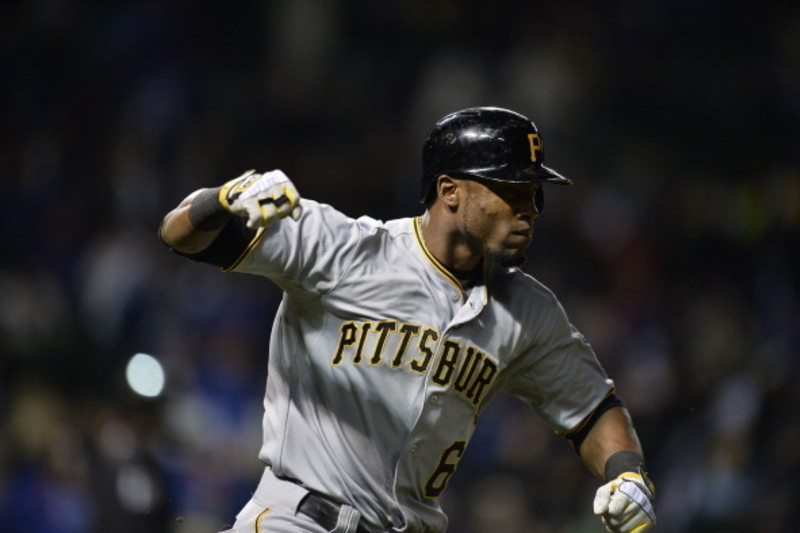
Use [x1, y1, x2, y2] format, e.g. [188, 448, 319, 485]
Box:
[468, 164, 573, 186]
[520, 164, 573, 185]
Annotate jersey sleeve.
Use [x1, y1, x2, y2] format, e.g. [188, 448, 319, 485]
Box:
[231, 199, 364, 297]
[502, 291, 615, 435]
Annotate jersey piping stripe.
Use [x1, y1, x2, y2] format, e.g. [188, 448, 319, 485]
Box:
[254, 507, 272, 533]
[413, 217, 465, 298]
[222, 226, 267, 273]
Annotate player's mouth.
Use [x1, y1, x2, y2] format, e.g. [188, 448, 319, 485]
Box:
[511, 223, 534, 237]
[507, 229, 533, 246]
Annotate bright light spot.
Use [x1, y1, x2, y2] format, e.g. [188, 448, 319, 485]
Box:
[126, 353, 165, 398]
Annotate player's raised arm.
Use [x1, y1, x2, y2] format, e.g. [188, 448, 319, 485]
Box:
[159, 169, 303, 254]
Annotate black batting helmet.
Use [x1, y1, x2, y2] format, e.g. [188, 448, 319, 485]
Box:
[421, 107, 572, 204]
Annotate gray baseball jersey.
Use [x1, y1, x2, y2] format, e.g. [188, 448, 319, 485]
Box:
[228, 197, 614, 531]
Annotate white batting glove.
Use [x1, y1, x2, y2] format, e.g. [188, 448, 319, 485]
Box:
[593, 471, 656, 533]
[218, 169, 303, 229]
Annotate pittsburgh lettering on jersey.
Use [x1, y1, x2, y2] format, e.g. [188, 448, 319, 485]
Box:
[331, 320, 498, 406]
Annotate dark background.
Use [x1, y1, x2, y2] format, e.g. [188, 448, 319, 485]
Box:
[2, 1, 798, 532]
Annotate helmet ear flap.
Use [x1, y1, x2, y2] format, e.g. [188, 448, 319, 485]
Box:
[535, 186, 545, 214]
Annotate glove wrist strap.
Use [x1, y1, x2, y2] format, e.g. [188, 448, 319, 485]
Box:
[604, 450, 645, 481]
[188, 186, 232, 231]
[604, 450, 656, 497]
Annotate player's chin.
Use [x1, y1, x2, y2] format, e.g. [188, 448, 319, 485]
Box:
[488, 248, 528, 268]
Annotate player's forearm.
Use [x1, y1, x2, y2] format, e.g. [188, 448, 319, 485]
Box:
[159, 188, 230, 253]
[579, 407, 643, 480]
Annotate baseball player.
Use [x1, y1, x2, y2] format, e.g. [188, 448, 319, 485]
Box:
[159, 107, 656, 533]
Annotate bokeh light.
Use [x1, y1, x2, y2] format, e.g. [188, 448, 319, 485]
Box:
[125, 353, 166, 398]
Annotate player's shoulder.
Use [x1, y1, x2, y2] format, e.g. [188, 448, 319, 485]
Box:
[494, 265, 553, 293]
[487, 267, 572, 345]
[298, 199, 412, 233]
[491, 266, 562, 309]
[297, 199, 380, 232]
[298, 200, 416, 254]
[352, 212, 414, 239]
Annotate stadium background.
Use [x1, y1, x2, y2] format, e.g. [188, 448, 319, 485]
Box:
[1, 1, 798, 532]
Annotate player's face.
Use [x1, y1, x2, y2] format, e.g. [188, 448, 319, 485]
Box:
[458, 178, 541, 267]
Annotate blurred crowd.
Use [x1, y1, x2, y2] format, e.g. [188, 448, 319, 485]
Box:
[1, 1, 798, 532]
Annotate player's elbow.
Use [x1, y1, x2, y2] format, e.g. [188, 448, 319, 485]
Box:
[159, 190, 223, 253]
[158, 207, 207, 253]
[158, 210, 187, 250]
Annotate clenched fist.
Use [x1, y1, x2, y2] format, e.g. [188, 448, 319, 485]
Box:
[220, 169, 303, 229]
[594, 471, 655, 533]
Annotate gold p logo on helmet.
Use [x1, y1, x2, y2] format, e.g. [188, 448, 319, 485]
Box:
[527, 133, 542, 162]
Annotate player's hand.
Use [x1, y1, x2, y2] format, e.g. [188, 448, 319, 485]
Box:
[593, 471, 655, 533]
[219, 169, 303, 229]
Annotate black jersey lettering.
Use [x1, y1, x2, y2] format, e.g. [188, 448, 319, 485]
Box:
[331, 320, 498, 406]
[332, 322, 358, 365]
[392, 324, 421, 367]
[432, 340, 461, 385]
[424, 441, 467, 498]
[452, 346, 482, 393]
[353, 322, 372, 364]
[466, 358, 498, 405]
[410, 328, 438, 373]
[370, 321, 397, 365]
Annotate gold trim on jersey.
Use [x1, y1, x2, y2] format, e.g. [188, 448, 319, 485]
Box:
[221, 226, 267, 273]
[255, 507, 272, 533]
[414, 217, 491, 307]
[413, 217, 464, 298]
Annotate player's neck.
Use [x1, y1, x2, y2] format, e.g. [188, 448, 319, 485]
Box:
[419, 210, 483, 272]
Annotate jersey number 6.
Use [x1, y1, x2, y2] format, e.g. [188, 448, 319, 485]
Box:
[424, 440, 467, 498]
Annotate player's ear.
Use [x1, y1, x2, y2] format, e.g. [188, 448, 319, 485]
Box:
[437, 175, 460, 208]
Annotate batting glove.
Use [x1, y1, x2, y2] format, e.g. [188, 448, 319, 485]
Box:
[593, 471, 656, 533]
[219, 169, 303, 229]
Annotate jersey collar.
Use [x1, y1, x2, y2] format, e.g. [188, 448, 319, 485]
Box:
[412, 217, 489, 306]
